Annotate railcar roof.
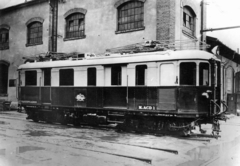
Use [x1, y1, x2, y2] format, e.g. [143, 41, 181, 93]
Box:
[18, 50, 218, 70]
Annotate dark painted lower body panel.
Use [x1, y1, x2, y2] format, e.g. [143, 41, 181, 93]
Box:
[19, 86, 212, 117]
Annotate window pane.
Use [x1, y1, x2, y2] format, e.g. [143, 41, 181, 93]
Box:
[43, 68, 51, 86]
[87, 68, 96, 86]
[118, 1, 144, 31]
[199, 63, 209, 86]
[59, 69, 74, 86]
[111, 66, 121, 85]
[25, 71, 37, 86]
[183, 7, 195, 35]
[66, 13, 85, 38]
[28, 22, 42, 44]
[180, 62, 196, 85]
[0, 29, 9, 44]
[136, 65, 147, 85]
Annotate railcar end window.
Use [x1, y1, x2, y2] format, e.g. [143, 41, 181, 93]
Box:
[117, 1, 144, 32]
[43, 68, 51, 86]
[27, 22, 43, 46]
[25, 71, 37, 86]
[111, 66, 121, 85]
[87, 68, 96, 86]
[136, 65, 147, 85]
[199, 63, 209, 86]
[180, 62, 196, 85]
[59, 69, 74, 86]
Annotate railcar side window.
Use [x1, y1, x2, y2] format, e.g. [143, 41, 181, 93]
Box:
[25, 71, 37, 86]
[43, 68, 51, 86]
[59, 69, 74, 86]
[136, 65, 147, 85]
[199, 63, 209, 86]
[87, 68, 96, 86]
[180, 62, 196, 85]
[111, 66, 121, 85]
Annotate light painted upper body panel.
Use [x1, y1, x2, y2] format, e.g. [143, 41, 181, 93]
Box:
[18, 50, 218, 70]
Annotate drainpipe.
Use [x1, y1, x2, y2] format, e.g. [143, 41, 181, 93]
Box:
[49, 0, 58, 52]
[200, 0, 206, 47]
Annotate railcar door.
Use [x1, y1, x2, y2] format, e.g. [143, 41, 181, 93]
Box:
[41, 68, 52, 105]
[209, 59, 221, 115]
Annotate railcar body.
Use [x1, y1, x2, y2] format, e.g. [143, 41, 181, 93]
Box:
[18, 50, 227, 135]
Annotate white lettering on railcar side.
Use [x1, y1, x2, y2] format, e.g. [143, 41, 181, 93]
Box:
[76, 93, 86, 102]
[138, 105, 156, 110]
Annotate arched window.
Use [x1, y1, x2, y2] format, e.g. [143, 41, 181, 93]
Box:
[183, 6, 196, 36]
[0, 28, 9, 50]
[27, 22, 43, 46]
[65, 13, 85, 39]
[117, 1, 144, 32]
[0, 61, 9, 95]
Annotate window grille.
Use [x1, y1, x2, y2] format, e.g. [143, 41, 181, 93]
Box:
[118, 1, 144, 31]
[0, 28, 9, 50]
[66, 13, 85, 39]
[183, 7, 195, 36]
[27, 22, 43, 45]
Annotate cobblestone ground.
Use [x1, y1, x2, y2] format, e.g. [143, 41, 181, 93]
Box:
[0, 111, 240, 166]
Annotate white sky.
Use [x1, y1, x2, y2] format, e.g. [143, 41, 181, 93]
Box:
[0, 0, 240, 52]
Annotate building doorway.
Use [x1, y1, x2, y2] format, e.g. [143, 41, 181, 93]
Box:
[0, 60, 9, 96]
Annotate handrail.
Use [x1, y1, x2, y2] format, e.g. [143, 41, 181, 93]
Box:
[16, 78, 18, 100]
[220, 100, 228, 114]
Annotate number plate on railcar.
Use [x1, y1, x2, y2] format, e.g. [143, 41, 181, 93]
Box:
[138, 105, 156, 110]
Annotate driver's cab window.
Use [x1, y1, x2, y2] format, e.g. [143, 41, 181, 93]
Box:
[180, 62, 196, 85]
[199, 63, 210, 86]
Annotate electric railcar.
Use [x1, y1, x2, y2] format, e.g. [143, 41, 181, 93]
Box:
[18, 49, 227, 135]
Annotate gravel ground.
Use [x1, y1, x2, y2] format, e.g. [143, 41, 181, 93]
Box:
[0, 111, 240, 166]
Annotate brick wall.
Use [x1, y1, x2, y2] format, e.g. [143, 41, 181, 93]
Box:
[156, 0, 175, 41]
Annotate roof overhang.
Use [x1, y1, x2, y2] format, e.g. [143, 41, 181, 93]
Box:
[206, 36, 240, 64]
[0, 0, 48, 14]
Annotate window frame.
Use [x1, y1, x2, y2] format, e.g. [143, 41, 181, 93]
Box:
[0, 28, 9, 50]
[59, 69, 74, 86]
[199, 62, 210, 86]
[25, 70, 37, 86]
[87, 67, 97, 86]
[26, 21, 43, 47]
[64, 13, 86, 41]
[136, 65, 147, 86]
[116, 1, 145, 34]
[111, 66, 122, 86]
[182, 6, 196, 37]
[42, 68, 51, 86]
[179, 62, 197, 86]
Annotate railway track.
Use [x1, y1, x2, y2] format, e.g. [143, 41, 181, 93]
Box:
[0, 112, 215, 142]
[0, 114, 181, 164]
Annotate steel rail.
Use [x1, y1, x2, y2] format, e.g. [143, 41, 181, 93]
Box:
[0, 129, 152, 164]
